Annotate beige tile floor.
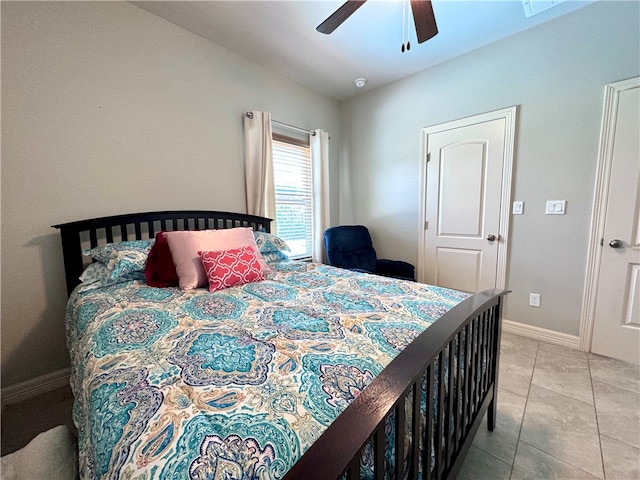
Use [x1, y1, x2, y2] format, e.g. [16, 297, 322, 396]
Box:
[459, 332, 640, 480]
[2, 332, 639, 479]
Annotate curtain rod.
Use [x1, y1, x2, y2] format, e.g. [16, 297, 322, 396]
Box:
[245, 111, 315, 136]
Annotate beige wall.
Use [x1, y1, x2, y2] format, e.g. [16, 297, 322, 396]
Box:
[1, 2, 341, 387]
[339, 1, 639, 336]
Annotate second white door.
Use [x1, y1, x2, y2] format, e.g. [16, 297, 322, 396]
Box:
[589, 78, 640, 364]
[419, 109, 515, 293]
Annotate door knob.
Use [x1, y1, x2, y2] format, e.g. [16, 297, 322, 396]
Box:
[609, 239, 623, 249]
[487, 234, 497, 242]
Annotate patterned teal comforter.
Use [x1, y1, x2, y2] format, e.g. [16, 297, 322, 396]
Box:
[66, 261, 469, 479]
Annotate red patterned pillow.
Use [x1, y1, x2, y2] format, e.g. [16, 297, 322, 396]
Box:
[145, 231, 179, 288]
[199, 246, 265, 292]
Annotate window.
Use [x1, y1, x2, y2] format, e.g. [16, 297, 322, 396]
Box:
[272, 134, 312, 259]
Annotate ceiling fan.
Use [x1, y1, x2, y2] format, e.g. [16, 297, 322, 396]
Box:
[316, 0, 438, 48]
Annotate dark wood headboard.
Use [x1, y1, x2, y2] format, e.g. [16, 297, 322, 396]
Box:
[53, 210, 272, 296]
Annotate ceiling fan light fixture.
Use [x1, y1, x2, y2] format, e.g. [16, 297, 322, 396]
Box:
[354, 77, 367, 88]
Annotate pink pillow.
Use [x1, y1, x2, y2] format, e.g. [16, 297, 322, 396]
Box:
[164, 228, 268, 290]
[199, 246, 265, 292]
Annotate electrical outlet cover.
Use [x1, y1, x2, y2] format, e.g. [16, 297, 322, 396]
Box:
[529, 293, 541, 307]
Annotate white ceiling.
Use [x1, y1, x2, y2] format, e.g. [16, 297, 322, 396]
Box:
[133, 0, 596, 101]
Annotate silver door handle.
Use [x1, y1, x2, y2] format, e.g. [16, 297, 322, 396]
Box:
[609, 239, 623, 249]
[487, 234, 497, 242]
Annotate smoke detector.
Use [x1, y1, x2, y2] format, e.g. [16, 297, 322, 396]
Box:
[354, 78, 367, 88]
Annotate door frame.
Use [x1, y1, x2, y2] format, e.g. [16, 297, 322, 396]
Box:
[579, 76, 640, 352]
[417, 106, 517, 287]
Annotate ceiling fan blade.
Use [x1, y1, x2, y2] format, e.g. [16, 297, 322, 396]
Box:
[316, 0, 367, 34]
[411, 0, 438, 43]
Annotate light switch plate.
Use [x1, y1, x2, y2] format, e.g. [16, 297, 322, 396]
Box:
[546, 200, 566, 215]
[513, 201, 524, 215]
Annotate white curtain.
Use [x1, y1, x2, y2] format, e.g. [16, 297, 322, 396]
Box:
[243, 111, 276, 224]
[311, 129, 330, 263]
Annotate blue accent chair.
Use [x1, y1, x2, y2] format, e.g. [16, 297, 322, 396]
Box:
[323, 225, 416, 281]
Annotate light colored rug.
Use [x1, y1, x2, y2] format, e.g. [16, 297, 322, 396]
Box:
[1, 425, 77, 480]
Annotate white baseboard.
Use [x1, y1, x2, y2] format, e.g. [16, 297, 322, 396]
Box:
[502, 318, 580, 350]
[1, 368, 71, 406]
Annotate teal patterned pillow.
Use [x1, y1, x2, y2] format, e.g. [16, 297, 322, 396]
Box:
[82, 240, 154, 281]
[78, 262, 145, 292]
[253, 231, 291, 264]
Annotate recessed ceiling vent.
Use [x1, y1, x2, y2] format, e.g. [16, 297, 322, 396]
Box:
[522, 0, 567, 17]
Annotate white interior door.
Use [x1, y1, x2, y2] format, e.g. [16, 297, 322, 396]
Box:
[419, 108, 515, 293]
[590, 79, 640, 365]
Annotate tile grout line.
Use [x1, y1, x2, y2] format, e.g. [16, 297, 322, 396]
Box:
[598, 433, 640, 452]
[589, 353, 640, 395]
[587, 354, 607, 480]
[515, 440, 608, 480]
[508, 340, 540, 480]
[515, 344, 607, 480]
[462, 336, 637, 479]
[521, 348, 607, 479]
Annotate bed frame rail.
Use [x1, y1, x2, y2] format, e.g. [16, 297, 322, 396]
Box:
[283, 289, 508, 480]
[53, 210, 271, 296]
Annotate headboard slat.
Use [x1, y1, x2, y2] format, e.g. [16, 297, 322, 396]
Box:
[120, 224, 129, 241]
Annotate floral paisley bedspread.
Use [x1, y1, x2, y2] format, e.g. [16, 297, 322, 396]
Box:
[66, 261, 469, 479]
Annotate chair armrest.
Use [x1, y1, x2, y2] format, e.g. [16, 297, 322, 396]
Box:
[376, 259, 416, 281]
[350, 268, 375, 274]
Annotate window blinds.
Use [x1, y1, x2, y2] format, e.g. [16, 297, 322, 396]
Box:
[272, 138, 312, 259]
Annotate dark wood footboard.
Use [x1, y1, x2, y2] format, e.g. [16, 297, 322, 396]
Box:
[284, 289, 509, 480]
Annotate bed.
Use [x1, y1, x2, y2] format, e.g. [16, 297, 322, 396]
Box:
[53, 210, 508, 480]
